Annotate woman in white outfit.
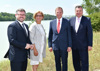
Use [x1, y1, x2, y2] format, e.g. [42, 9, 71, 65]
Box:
[29, 11, 46, 71]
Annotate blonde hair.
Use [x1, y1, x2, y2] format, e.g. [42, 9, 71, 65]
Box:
[33, 11, 44, 19]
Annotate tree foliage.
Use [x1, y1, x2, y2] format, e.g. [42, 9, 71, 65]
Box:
[0, 12, 56, 21]
[88, 12, 100, 31]
[44, 14, 56, 20]
[25, 12, 34, 21]
[82, 0, 100, 15]
[0, 12, 15, 21]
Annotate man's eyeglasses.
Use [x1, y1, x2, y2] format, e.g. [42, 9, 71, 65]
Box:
[17, 14, 26, 16]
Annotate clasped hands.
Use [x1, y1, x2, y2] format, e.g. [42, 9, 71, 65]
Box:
[25, 44, 38, 56]
[25, 43, 34, 50]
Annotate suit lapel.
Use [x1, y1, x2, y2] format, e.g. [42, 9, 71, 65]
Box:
[41, 25, 46, 35]
[72, 17, 76, 33]
[15, 21, 27, 37]
[54, 19, 58, 34]
[24, 24, 29, 37]
[59, 18, 64, 33]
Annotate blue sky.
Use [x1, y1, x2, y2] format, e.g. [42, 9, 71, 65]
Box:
[0, 0, 87, 16]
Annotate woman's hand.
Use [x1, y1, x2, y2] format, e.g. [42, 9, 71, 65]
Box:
[33, 44, 38, 56]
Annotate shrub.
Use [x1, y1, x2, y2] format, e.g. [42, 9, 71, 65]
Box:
[88, 12, 100, 31]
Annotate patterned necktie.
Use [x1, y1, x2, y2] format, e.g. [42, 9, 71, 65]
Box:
[57, 19, 60, 33]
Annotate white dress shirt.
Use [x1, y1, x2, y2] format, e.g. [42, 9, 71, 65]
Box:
[75, 17, 82, 33]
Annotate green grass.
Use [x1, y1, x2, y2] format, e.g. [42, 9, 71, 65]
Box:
[0, 32, 100, 71]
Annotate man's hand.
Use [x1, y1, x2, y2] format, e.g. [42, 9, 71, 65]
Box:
[88, 46, 92, 51]
[30, 44, 34, 50]
[25, 44, 34, 49]
[49, 47, 53, 52]
[67, 47, 71, 52]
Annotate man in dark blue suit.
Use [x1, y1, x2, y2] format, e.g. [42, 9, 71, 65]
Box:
[4, 8, 33, 71]
[48, 7, 72, 71]
[69, 5, 93, 71]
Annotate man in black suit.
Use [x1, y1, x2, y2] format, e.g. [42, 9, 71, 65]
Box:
[69, 5, 93, 71]
[4, 8, 33, 71]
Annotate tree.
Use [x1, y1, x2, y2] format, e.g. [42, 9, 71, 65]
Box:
[0, 12, 56, 21]
[26, 12, 33, 21]
[82, 0, 100, 15]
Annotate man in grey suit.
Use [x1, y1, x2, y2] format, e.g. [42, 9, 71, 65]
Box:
[4, 8, 33, 71]
[48, 7, 72, 71]
[69, 5, 93, 71]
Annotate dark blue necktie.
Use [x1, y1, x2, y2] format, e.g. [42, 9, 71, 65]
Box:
[22, 23, 27, 36]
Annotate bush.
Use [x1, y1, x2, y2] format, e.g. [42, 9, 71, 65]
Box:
[88, 12, 100, 31]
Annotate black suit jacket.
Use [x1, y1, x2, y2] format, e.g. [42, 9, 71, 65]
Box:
[69, 16, 93, 50]
[4, 21, 31, 62]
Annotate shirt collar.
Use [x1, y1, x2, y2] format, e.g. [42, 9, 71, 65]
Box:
[57, 17, 62, 21]
[76, 16, 82, 21]
[17, 20, 24, 26]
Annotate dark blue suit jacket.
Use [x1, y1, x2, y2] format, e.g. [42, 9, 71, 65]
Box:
[69, 16, 93, 50]
[4, 21, 31, 62]
[48, 18, 72, 50]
